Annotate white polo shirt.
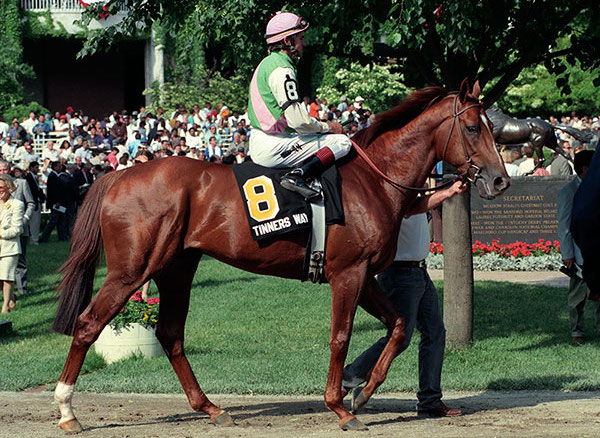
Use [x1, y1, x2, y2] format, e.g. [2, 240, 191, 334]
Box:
[394, 214, 430, 262]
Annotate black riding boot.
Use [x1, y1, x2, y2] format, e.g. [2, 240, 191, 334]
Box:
[280, 155, 326, 200]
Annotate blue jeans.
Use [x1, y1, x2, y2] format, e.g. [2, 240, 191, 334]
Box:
[343, 265, 446, 409]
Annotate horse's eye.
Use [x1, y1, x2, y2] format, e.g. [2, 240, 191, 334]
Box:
[466, 125, 479, 134]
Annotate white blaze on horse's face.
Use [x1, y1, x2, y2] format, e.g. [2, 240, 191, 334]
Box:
[480, 112, 504, 167]
[480, 113, 490, 127]
[468, 108, 510, 199]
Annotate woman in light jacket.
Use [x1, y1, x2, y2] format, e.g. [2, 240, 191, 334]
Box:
[0, 174, 24, 313]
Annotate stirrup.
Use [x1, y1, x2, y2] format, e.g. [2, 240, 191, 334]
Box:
[280, 173, 320, 200]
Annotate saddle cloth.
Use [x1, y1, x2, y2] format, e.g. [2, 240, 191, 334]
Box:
[232, 162, 344, 241]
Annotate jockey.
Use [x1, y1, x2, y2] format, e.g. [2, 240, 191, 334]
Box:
[248, 11, 352, 199]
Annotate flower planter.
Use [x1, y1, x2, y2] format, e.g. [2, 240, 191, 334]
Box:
[94, 323, 163, 364]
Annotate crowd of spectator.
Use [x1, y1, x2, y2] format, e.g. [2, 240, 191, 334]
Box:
[0, 95, 374, 176]
[0, 95, 375, 245]
[0, 98, 597, 212]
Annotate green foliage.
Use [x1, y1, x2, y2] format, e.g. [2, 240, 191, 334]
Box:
[144, 68, 249, 115]
[2, 101, 51, 123]
[497, 64, 600, 117]
[110, 291, 160, 331]
[77, 1, 600, 107]
[0, 0, 35, 115]
[383, 0, 600, 102]
[22, 9, 72, 39]
[316, 59, 410, 113]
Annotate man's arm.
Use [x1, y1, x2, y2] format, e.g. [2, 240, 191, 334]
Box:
[268, 67, 328, 134]
[16, 179, 35, 224]
[406, 180, 469, 217]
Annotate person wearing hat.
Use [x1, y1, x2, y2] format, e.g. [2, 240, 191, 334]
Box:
[247, 11, 351, 199]
[354, 96, 364, 110]
[55, 115, 69, 132]
[337, 96, 348, 113]
[186, 145, 198, 159]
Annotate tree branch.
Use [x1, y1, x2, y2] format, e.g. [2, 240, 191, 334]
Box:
[480, 0, 587, 85]
[480, 0, 542, 83]
[482, 60, 529, 106]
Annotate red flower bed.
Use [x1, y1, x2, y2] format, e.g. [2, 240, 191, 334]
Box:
[430, 239, 560, 258]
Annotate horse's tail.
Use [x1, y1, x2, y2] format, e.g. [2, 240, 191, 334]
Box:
[552, 125, 594, 144]
[53, 171, 124, 336]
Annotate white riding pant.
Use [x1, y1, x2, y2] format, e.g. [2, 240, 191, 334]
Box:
[249, 129, 352, 168]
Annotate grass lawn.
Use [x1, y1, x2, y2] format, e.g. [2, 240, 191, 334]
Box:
[1, 239, 600, 394]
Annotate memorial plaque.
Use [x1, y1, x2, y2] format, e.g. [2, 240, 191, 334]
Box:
[470, 176, 572, 244]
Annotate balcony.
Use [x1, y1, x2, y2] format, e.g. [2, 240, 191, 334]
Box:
[21, 0, 127, 12]
[21, 0, 128, 34]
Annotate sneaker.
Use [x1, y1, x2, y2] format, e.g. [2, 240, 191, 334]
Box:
[573, 336, 584, 345]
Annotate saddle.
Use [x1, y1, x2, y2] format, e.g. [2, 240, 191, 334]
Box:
[232, 162, 344, 283]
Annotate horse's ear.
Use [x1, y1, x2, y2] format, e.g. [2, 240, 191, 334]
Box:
[472, 80, 481, 99]
[458, 78, 470, 103]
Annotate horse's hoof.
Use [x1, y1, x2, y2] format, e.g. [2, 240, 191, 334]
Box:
[351, 387, 368, 414]
[340, 416, 368, 431]
[211, 410, 234, 427]
[58, 418, 83, 434]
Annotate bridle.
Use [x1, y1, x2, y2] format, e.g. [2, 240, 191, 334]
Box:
[351, 93, 487, 193]
[440, 94, 485, 185]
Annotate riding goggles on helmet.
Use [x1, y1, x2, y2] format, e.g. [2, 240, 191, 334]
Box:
[265, 12, 310, 44]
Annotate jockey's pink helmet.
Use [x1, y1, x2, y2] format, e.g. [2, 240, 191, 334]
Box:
[265, 11, 309, 44]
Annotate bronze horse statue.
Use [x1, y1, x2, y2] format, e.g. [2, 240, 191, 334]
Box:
[52, 80, 509, 433]
[487, 106, 592, 165]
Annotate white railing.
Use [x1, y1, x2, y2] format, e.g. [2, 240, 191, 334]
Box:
[21, 0, 127, 12]
[31, 132, 69, 156]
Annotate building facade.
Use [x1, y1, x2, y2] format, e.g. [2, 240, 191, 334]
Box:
[20, 0, 164, 117]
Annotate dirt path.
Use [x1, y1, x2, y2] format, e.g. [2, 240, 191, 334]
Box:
[1, 390, 599, 437]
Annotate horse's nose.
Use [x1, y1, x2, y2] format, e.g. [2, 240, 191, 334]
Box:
[494, 176, 510, 192]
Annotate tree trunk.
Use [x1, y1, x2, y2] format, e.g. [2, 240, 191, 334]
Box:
[442, 189, 474, 349]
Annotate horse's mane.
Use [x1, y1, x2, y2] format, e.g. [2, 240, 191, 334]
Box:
[352, 87, 450, 148]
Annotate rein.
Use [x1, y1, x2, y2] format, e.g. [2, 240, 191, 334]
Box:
[350, 94, 483, 193]
[350, 138, 465, 193]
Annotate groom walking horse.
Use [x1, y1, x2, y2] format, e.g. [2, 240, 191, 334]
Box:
[52, 80, 509, 432]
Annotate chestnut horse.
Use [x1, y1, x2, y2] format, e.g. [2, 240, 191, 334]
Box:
[53, 80, 509, 432]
